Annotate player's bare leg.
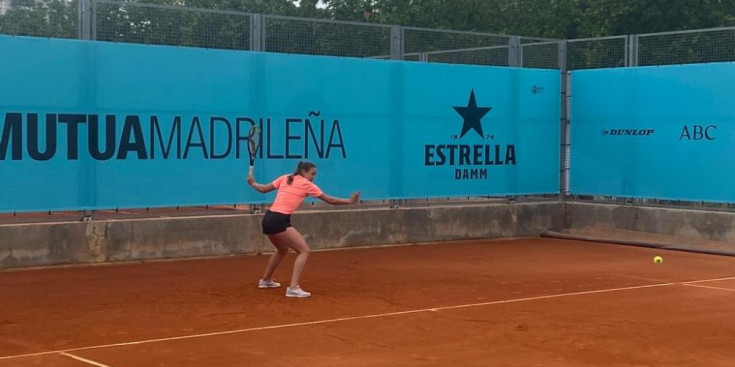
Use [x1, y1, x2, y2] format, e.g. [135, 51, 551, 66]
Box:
[261, 235, 289, 281]
[273, 227, 311, 297]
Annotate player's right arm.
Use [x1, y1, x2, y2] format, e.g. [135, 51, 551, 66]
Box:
[247, 175, 276, 193]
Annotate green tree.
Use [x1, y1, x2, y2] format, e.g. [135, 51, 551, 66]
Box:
[177, 0, 297, 14]
[578, 0, 730, 37]
[327, 0, 378, 22]
[330, 0, 734, 39]
[0, 0, 78, 38]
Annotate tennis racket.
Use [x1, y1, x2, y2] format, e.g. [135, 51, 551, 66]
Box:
[247, 124, 260, 176]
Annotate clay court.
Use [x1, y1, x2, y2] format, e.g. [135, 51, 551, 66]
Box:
[2, 238, 734, 367]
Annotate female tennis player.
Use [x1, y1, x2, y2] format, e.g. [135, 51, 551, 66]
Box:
[247, 161, 361, 298]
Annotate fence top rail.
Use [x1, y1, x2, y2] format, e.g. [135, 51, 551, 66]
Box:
[424, 44, 511, 55]
[402, 25, 517, 39]
[567, 35, 627, 43]
[370, 46, 510, 58]
[94, 0, 254, 17]
[521, 40, 562, 47]
[637, 25, 735, 38]
[264, 14, 393, 29]
[520, 36, 563, 43]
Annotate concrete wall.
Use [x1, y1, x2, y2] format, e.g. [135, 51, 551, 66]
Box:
[566, 202, 735, 241]
[563, 202, 735, 255]
[6, 201, 735, 269]
[0, 202, 564, 269]
[0, 215, 265, 269]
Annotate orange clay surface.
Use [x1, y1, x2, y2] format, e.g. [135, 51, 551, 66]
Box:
[1, 238, 735, 366]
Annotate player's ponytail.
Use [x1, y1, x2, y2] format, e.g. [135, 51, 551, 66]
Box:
[286, 161, 302, 185]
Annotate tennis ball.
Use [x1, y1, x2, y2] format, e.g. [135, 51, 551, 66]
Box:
[653, 256, 663, 264]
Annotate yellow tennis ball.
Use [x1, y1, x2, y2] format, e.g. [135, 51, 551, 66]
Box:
[653, 256, 663, 264]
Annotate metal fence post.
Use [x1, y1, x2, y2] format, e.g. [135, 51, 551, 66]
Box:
[251, 13, 264, 51]
[91, 0, 97, 40]
[558, 40, 569, 200]
[77, 0, 83, 39]
[78, 0, 92, 40]
[508, 35, 522, 67]
[390, 25, 404, 60]
[627, 34, 639, 66]
[558, 40, 567, 71]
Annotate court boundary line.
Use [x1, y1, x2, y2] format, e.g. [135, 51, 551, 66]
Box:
[0, 282, 675, 362]
[59, 352, 112, 367]
[681, 276, 735, 284]
[682, 283, 735, 292]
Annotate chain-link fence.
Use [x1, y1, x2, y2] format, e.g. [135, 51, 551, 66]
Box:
[2, 1, 734, 71]
[264, 15, 391, 58]
[566, 27, 735, 70]
[522, 39, 562, 69]
[567, 36, 627, 70]
[638, 27, 735, 66]
[94, 1, 251, 50]
[403, 27, 511, 66]
[0, 0, 562, 69]
[0, 0, 78, 39]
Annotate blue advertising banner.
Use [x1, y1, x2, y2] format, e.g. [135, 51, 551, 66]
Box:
[0, 35, 560, 212]
[571, 63, 735, 202]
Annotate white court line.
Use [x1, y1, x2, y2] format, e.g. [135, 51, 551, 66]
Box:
[682, 283, 735, 293]
[681, 276, 735, 284]
[59, 352, 112, 367]
[0, 282, 674, 362]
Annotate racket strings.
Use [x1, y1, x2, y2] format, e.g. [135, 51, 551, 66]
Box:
[247, 126, 261, 155]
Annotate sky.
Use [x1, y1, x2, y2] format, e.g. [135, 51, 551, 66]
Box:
[294, 0, 328, 8]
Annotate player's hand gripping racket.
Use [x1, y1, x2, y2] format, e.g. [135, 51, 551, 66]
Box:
[247, 124, 260, 176]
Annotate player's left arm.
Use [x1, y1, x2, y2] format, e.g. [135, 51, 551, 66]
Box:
[318, 192, 361, 205]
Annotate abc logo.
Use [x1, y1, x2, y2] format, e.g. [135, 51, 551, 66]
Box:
[679, 125, 716, 141]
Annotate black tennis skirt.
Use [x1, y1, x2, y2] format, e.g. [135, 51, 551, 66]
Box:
[261, 210, 292, 235]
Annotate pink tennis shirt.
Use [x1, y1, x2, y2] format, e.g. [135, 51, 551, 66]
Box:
[269, 174, 324, 215]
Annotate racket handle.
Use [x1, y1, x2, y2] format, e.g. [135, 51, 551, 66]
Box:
[248, 166, 254, 176]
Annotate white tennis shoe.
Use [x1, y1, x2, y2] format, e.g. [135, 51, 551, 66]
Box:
[285, 285, 311, 298]
[258, 279, 281, 289]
